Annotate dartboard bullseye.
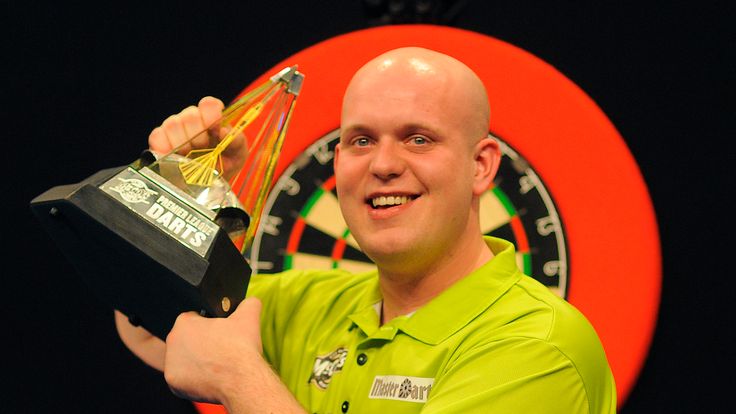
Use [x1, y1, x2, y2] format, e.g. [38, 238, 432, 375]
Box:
[249, 130, 568, 298]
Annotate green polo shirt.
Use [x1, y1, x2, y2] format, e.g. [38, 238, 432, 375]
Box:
[248, 237, 616, 413]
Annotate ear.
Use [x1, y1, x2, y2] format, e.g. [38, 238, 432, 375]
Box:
[472, 137, 501, 196]
[333, 142, 341, 169]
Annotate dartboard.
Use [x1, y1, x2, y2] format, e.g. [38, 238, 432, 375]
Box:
[249, 130, 569, 297]
[191, 26, 662, 414]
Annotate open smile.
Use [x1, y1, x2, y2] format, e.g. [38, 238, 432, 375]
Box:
[367, 194, 419, 209]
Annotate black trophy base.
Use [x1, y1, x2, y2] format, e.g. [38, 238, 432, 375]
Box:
[30, 166, 251, 340]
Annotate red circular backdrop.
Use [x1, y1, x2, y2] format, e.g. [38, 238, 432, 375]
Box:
[196, 24, 661, 412]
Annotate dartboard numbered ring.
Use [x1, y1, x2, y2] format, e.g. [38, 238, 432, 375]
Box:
[193, 25, 661, 413]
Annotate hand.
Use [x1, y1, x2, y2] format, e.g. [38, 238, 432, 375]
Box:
[163, 297, 264, 405]
[114, 310, 166, 371]
[148, 96, 248, 180]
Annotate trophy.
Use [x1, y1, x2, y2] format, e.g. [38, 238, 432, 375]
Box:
[30, 66, 304, 340]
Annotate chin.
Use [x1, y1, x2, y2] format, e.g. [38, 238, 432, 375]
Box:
[357, 235, 417, 265]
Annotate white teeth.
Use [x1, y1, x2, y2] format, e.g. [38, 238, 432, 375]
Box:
[372, 195, 409, 207]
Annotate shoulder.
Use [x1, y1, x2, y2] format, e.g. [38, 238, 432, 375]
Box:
[508, 275, 606, 358]
[248, 268, 377, 304]
[470, 275, 616, 412]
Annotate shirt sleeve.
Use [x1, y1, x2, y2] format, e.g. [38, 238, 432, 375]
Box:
[245, 270, 305, 370]
[420, 337, 616, 414]
[245, 269, 356, 372]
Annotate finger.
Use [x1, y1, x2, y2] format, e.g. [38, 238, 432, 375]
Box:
[216, 107, 247, 170]
[165, 311, 200, 352]
[220, 152, 247, 181]
[148, 126, 173, 154]
[230, 297, 263, 352]
[232, 297, 262, 318]
[199, 96, 225, 129]
[179, 106, 209, 149]
[161, 114, 192, 155]
[223, 125, 247, 154]
[173, 310, 202, 326]
[230, 297, 262, 330]
[200, 97, 226, 147]
[221, 125, 247, 171]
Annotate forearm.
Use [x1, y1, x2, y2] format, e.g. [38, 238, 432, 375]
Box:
[219, 352, 306, 414]
[114, 310, 165, 371]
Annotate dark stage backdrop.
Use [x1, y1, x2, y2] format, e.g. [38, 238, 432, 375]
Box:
[7, 1, 732, 413]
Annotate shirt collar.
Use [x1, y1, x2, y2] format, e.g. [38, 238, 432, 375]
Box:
[348, 237, 521, 344]
[347, 272, 383, 337]
[401, 237, 521, 344]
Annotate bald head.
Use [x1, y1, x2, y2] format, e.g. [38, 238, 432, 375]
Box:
[341, 47, 490, 144]
[335, 47, 501, 277]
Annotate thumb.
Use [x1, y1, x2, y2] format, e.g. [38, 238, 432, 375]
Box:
[230, 297, 263, 354]
[230, 297, 262, 323]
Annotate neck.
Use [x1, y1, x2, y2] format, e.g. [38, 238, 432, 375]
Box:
[378, 236, 492, 324]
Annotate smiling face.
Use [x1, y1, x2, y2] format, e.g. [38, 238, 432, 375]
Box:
[335, 48, 499, 277]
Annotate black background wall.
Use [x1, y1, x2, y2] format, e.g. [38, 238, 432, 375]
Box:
[6, 1, 733, 412]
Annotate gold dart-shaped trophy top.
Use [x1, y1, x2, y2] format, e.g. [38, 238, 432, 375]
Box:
[142, 65, 305, 254]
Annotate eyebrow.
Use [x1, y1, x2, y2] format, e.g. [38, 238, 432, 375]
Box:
[340, 124, 372, 138]
[340, 123, 440, 139]
[401, 123, 440, 136]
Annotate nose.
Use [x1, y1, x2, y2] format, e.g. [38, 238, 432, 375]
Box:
[368, 139, 405, 180]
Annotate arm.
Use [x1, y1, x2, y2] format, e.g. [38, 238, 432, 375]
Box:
[116, 98, 299, 409]
[164, 298, 306, 414]
[114, 298, 306, 413]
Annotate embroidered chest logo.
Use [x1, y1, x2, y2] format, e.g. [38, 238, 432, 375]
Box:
[369, 375, 434, 403]
[308, 348, 348, 390]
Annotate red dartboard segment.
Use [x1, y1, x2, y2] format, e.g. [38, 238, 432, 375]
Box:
[509, 215, 529, 253]
[322, 175, 337, 192]
[196, 24, 661, 412]
[286, 217, 306, 255]
[331, 237, 348, 264]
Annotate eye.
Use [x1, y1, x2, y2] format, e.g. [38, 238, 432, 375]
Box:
[354, 137, 370, 146]
[410, 135, 429, 145]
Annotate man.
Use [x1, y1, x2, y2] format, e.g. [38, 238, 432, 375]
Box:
[116, 47, 616, 413]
